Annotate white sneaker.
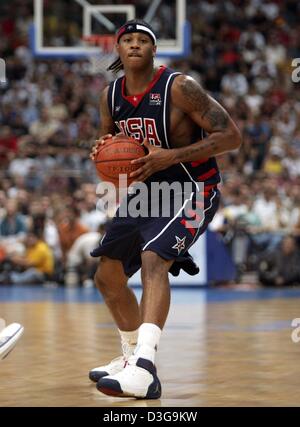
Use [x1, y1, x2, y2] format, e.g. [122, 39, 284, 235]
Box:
[96, 356, 161, 399]
[89, 355, 127, 382]
[0, 323, 24, 360]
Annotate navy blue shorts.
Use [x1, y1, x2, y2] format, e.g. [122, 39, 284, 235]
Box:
[91, 185, 220, 277]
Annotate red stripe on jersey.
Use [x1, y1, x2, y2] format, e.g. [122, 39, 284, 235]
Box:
[204, 184, 216, 192]
[191, 158, 209, 167]
[180, 219, 196, 236]
[202, 184, 218, 197]
[122, 66, 166, 107]
[197, 168, 217, 181]
[199, 191, 213, 197]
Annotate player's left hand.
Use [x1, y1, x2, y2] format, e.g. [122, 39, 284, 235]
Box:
[130, 139, 175, 181]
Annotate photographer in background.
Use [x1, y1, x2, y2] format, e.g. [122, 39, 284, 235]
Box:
[258, 235, 300, 287]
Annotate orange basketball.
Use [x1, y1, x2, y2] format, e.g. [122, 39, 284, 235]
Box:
[94, 135, 146, 186]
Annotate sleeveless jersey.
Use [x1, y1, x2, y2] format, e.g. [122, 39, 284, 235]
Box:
[107, 66, 221, 188]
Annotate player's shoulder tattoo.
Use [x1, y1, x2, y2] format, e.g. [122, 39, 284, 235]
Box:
[174, 74, 230, 131]
[175, 75, 209, 113]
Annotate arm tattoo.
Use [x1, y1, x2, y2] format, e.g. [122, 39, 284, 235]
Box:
[182, 140, 219, 159]
[203, 108, 229, 130]
[180, 78, 209, 113]
[180, 77, 229, 130]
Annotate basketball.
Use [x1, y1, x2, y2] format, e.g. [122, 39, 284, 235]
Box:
[94, 135, 146, 186]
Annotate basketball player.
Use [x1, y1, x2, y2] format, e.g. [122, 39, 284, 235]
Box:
[89, 20, 242, 399]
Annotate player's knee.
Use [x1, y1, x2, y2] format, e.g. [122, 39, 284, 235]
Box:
[94, 271, 118, 303]
[141, 251, 172, 281]
[94, 265, 110, 295]
[94, 259, 126, 301]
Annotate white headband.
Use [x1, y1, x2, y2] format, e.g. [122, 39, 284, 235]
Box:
[136, 24, 157, 44]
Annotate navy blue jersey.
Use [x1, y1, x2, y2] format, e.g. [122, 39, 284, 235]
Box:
[107, 66, 221, 186]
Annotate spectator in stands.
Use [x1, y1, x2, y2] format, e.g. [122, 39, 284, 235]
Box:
[0, 126, 18, 167]
[0, 191, 7, 220]
[8, 146, 36, 178]
[65, 221, 106, 288]
[28, 200, 62, 260]
[221, 67, 249, 97]
[29, 107, 60, 145]
[243, 114, 272, 171]
[56, 205, 89, 261]
[263, 146, 284, 176]
[47, 94, 68, 121]
[80, 192, 107, 232]
[0, 231, 54, 285]
[244, 84, 263, 115]
[258, 236, 300, 287]
[0, 198, 27, 238]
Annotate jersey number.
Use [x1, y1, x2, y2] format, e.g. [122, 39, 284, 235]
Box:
[116, 118, 161, 147]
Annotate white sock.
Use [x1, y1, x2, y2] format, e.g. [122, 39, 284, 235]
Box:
[118, 328, 138, 359]
[134, 323, 162, 364]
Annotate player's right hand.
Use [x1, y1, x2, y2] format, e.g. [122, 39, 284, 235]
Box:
[90, 134, 113, 161]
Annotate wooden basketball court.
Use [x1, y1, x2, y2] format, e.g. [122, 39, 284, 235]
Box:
[1, 286, 300, 407]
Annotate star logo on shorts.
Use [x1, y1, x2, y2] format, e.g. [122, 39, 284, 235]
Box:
[172, 236, 186, 255]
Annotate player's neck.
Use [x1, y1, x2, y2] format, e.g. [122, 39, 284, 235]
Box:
[124, 65, 158, 96]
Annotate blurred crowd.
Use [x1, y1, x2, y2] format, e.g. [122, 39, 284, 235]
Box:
[0, 0, 300, 287]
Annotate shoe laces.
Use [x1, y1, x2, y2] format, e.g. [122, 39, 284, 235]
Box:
[127, 354, 138, 366]
[121, 340, 136, 359]
[110, 355, 126, 365]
